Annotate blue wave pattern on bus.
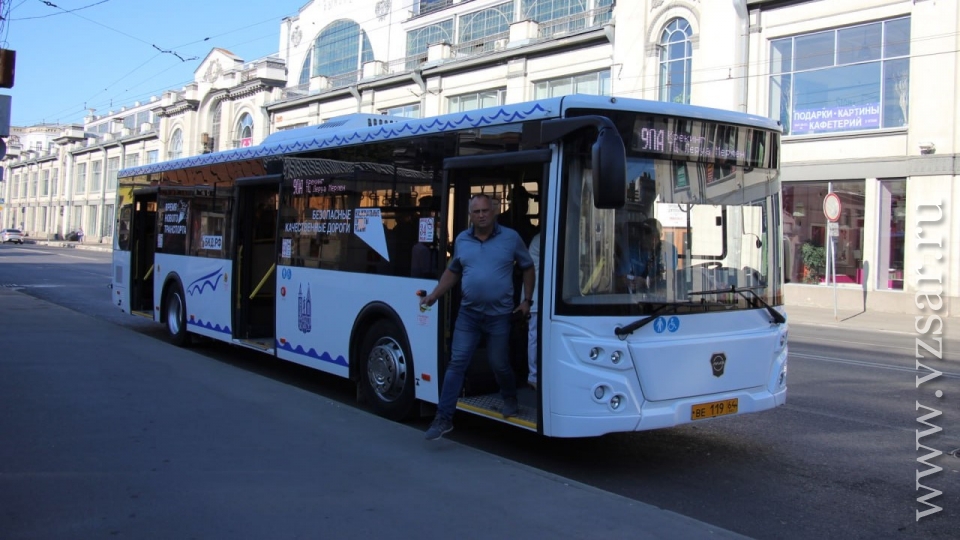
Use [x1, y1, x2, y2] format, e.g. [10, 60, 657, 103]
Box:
[277, 340, 348, 367]
[186, 268, 224, 296]
[187, 319, 232, 335]
[118, 103, 551, 177]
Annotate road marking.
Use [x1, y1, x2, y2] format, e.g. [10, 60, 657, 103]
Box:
[791, 351, 960, 379]
[60, 254, 100, 261]
[788, 321, 916, 336]
[790, 334, 916, 352]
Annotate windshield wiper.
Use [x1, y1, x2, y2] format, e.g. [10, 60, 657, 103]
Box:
[615, 303, 670, 338]
[688, 285, 786, 325]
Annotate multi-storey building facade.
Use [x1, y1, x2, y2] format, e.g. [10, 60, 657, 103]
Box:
[1, 0, 956, 315]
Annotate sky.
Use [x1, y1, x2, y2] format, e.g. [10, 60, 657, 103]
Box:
[0, 0, 309, 127]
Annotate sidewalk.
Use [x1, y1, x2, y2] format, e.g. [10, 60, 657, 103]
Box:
[0, 287, 749, 540]
[785, 303, 958, 338]
[27, 238, 112, 253]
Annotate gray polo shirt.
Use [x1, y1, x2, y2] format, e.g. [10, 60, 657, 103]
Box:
[448, 223, 534, 316]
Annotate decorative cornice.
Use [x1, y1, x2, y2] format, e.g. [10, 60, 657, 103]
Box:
[155, 99, 200, 118]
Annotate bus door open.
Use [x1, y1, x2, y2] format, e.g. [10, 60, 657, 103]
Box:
[441, 149, 550, 428]
[233, 175, 281, 350]
[129, 188, 158, 317]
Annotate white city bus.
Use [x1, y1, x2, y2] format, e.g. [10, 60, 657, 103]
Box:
[111, 95, 788, 437]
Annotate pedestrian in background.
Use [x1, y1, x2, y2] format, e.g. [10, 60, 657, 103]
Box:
[419, 194, 535, 440]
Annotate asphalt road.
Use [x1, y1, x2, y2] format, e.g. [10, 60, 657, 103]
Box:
[2, 243, 957, 539]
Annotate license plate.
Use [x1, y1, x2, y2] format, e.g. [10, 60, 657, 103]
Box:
[691, 398, 739, 420]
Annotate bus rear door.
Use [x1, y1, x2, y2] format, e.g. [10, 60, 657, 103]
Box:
[129, 188, 158, 317]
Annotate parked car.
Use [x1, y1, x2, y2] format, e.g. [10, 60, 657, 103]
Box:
[1, 228, 25, 244]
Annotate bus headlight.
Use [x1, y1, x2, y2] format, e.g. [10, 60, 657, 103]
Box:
[589, 347, 602, 360]
[778, 359, 788, 388]
[594, 385, 606, 400]
[610, 350, 622, 364]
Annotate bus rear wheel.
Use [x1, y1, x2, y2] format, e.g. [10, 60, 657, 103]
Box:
[165, 283, 190, 347]
[359, 319, 415, 421]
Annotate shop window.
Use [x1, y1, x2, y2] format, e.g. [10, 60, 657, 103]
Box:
[877, 179, 906, 290]
[781, 181, 864, 285]
[770, 17, 910, 136]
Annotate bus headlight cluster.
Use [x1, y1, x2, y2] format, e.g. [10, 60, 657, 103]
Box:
[587, 347, 625, 365]
[591, 384, 626, 412]
[778, 359, 788, 388]
[610, 395, 623, 410]
[778, 329, 789, 351]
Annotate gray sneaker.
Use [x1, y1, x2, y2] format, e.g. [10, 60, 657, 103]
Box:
[501, 398, 519, 418]
[425, 417, 453, 440]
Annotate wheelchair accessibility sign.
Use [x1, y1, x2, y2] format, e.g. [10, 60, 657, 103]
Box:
[654, 316, 681, 334]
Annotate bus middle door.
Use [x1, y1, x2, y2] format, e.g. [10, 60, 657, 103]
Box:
[441, 150, 549, 419]
[233, 176, 281, 346]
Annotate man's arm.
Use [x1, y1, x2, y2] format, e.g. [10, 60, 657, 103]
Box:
[522, 265, 535, 303]
[514, 265, 536, 316]
[421, 269, 461, 307]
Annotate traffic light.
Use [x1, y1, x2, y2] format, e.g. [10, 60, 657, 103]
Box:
[0, 49, 16, 89]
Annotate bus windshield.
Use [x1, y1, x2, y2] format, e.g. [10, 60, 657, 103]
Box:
[558, 113, 782, 317]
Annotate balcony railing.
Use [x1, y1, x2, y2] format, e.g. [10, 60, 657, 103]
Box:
[452, 31, 510, 58]
[538, 5, 613, 40]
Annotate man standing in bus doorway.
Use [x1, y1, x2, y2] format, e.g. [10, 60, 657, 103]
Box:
[526, 232, 541, 390]
[419, 194, 535, 440]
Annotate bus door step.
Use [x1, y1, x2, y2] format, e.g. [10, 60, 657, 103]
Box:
[457, 393, 537, 431]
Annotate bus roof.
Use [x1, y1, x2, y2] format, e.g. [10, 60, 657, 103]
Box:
[118, 94, 781, 179]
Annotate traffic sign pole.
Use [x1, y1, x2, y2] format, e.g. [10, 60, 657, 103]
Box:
[824, 184, 839, 320]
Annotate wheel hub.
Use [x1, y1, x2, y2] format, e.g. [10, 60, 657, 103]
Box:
[367, 337, 407, 402]
[167, 293, 183, 335]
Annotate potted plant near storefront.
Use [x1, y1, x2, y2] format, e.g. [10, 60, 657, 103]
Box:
[800, 241, 826, 284]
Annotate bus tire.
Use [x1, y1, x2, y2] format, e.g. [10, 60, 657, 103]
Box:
[359, 319, 415, 421]
[164, 282, 191, 347]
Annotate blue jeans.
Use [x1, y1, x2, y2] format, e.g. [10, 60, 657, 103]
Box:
[436, 309, 516, 421]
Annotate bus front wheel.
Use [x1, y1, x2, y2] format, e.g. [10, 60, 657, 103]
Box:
[359, 319, 415, 421]
[165, 283, 190, 347]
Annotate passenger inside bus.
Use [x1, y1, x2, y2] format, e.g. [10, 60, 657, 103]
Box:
[410, 196, 439, 279]
[497, 185, 538, 246]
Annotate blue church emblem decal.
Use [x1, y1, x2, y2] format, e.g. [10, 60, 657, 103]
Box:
[298, 284, 312, 334]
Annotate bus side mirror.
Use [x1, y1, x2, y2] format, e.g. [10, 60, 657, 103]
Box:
[592, 126, 626, 209]
[541, 116, 628, 210]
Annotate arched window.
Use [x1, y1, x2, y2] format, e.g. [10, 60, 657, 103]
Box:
[299, 50, 312, 86]
[659, 18, 693, 104]
[235, 113, 254, 147]
[209, 101, 222, 153]
[311, 19, 373, 82]
[459, 3, 512, 44]
[405, 20, 453, 68]
[169, 128, 183, 159]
